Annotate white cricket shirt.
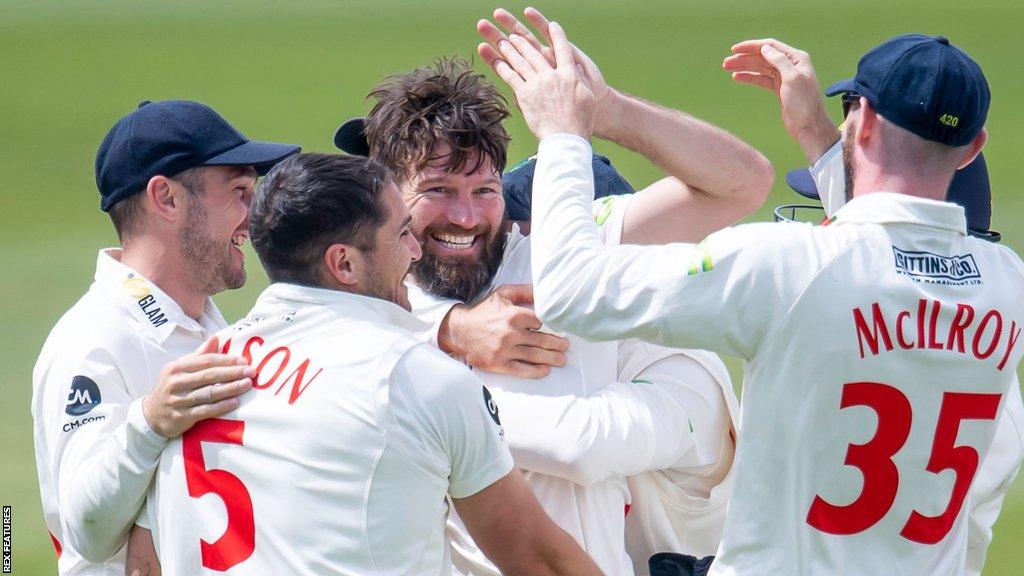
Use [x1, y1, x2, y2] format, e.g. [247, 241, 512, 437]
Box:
[810, 140, 1024, 575]
[147, 283, 513, 575]
[32, 248, 226, 575]
[531, 134, 1024, 576]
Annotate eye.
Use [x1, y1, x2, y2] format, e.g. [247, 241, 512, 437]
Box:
[475, 187, 499, 196]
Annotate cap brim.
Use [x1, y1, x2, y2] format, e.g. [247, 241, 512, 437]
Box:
[785, 168, 820, 199]
[334, 117, 370, 156]
[825, 78, 856, 98]
[203, 140, 301, 175]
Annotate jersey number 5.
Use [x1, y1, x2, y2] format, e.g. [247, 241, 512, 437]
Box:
[183, 418, 256, 570]
[806, 381, 1001, 544]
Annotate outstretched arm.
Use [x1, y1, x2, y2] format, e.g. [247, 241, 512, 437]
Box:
[480, 8, 773, 245]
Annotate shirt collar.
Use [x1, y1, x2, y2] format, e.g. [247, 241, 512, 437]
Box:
[830, 192, 968, 236]
[94, 248, 225, 342]
[254, 282, 430, 335]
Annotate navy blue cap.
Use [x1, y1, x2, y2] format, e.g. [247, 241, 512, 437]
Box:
[502, 154, 635, 221]
[95, 100, 301, 212]
[334, 117, 371, 156]
[848, 34, 989, 146]
[785, 152, 997, 240]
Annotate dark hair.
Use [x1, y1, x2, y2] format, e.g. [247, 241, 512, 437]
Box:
[363, 57, 511, 182]
[251, 153, 391, 286]
[108, 167, 205, 242]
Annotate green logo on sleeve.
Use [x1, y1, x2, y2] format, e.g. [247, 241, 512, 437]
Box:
[686, 240, 714, 276]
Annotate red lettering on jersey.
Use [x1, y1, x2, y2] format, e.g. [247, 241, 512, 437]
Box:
[242, 336, 264, 365]
[274, 358, 324, 405]
[853, 303, 893, 358]
[220, 337, 233, 354]
[916, 299, 927, 350]
[945, 304, 975, 354]
[997, 321, 1022, 372]
[972, 310, 1002, 360]
[927, 300, 945, 350]
[253, 346, 291, 390]
[896, 311, 915, 349]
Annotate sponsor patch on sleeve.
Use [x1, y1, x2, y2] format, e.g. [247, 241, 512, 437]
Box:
[892, 246, 982, 286]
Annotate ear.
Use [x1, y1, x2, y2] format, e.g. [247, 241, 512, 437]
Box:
[144, 175, 183, 222]
[323, 243, 361, 288]
[957, 128, 987, 169]
[855, 97, 877, 144]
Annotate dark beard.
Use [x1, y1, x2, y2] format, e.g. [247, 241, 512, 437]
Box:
[842, 126, 856, 203]
[410, 229, 507, 302]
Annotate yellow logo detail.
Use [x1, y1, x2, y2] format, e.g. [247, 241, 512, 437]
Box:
[122, 277, 152, 299]
[686, 240, 714, 276]
[939, 114, 959, 127]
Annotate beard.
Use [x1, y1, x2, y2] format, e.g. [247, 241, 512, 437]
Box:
[841, 125, 857, 204]
[178, 201, 246, 296]
[410, 218, 507, 302]
[361, 250, 412, 312]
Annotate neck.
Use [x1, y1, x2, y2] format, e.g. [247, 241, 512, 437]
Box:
[851, 163, 954, 203]
[119, 236, 208, 321]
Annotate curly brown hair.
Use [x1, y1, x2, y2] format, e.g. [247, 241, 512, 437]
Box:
[363, 57, 511, 182]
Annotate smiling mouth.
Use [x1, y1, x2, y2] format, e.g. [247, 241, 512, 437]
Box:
[431, 232, 477, 251]
[231, 232, 248, 248]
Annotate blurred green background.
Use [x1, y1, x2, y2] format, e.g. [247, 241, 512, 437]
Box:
[2, 0, 1022, 573]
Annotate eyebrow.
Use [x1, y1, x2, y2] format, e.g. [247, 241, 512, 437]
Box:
[417, 175, 502, 187]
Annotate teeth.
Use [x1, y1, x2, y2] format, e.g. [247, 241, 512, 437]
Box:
[432, 233, 475, 250]
[231, 234, 247, 247]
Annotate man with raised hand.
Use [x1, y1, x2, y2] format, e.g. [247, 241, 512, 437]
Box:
[725, 39, 1024, 575]
[32, 100, 299, 574]
[484, 18, 1024, 575]
[136, 153, 601, 576]
[336, 10, 769, 572]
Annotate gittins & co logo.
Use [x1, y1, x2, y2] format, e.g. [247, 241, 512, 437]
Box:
[892, 247, 982, 286]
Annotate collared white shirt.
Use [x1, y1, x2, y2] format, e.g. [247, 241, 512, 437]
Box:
[147, 283, 513, 575]
[530, 134, 1024, 576]
[810, 142, 1024, 575]
[32, 248, 226, 575]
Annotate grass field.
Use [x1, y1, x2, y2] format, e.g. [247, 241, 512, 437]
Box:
[2, 1, 1022, 573]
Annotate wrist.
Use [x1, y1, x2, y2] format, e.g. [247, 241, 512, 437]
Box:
[593, 87, 625, 140]
[794, 109, 840, 165]
[140, 395, 169, 439]
[437, 304, 465, 355]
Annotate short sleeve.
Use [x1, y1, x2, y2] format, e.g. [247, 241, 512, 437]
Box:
[388, 345, 514, 499]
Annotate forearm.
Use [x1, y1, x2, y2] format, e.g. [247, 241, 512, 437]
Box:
[494, 382, 696, 485]
[795, 114, 840, 165]
[60, 399, 167, 561]
[596, 89, 773, 206]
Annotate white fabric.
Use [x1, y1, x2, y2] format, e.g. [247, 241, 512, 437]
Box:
[436, 221, 634, 576]
[617, 340, 739, 574]
[810, 140, 847, 217]
[32, 249, 226, 575]
[148, 283, 513, 575]
[530, 134, 1024, 576]
[810, 145, 1024, 575]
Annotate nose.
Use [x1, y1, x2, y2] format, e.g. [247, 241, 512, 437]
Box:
[406, 231, 423, 262]
[446, 196, 481, 230]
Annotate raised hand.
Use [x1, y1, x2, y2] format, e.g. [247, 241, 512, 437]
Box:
[142, 336, 254, 438]
[723, 38, 838, 162]
[439, 284, 569, 379]
[477, 15, 596, 140]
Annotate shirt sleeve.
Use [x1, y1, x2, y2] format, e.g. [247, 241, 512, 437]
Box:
[54, 347, 167, 562]
[489, 377, 698, 486]
[529, 134, 813, 360]
[389, 345, 514, 499]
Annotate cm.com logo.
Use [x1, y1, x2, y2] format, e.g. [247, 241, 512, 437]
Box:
[66, 375, 102, 416]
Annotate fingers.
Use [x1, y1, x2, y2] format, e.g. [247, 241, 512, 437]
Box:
[189, 396, 244, 421]
[730, 38, 799, 56]
[173, 352, 247, 373]
[507, 34, 550, 73]
[176, 364, 255, 392]
[730, 71, 775, 91]
[477, 43, 524, 89]
[722, 53, 776, 75]
[521, 330, 570, 353]
[195, 335, 220, 355]
[523, 7, 554, 43]
[494, 8, 546, 53]
[201, 378, 253, 405]
[547, 22, 575, 71]
[508, 307, 543, 331]
[497, 37, 538, 79]
[506, 360, 552, 379]
[495, 283, 534, 304]
[477, 18, 509, 48]
[513, 344, 567, 367]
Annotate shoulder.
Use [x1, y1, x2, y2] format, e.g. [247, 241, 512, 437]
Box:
[393, 344, 481, 401]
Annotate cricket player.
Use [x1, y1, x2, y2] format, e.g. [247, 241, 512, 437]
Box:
[726, 38, 1024, 575]
[335, 9, 771, 572]
[484, 18, 1023, 575]
[31, 100, 299, 575]
[139, 153, 601, 575]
